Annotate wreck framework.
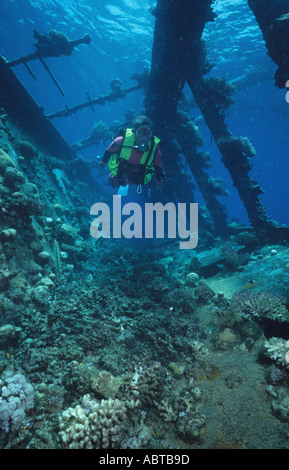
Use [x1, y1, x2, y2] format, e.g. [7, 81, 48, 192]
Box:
[0, 0, 289, 239]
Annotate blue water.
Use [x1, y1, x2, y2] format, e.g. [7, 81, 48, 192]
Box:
[1, 0, 288, 225]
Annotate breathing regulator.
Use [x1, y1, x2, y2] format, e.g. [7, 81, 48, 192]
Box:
[111, 122, 152, 152]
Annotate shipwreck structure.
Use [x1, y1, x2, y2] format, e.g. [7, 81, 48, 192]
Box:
[146, 0, 276, 234]
[248, 0, 289, 89]
[69, 0, 289, 238]
[1, 0, 289, 240]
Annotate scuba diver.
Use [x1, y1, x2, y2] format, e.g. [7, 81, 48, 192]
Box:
[100, 115, 165, 192]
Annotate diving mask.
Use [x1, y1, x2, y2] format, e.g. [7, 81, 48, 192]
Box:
[135, 127, 153, 139]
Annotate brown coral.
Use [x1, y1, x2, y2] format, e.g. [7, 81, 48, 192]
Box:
[229, 291, 289, 322]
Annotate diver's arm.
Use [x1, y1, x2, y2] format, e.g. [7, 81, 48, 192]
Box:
[101, 137, 123, 165]
[100, 150, 111, 166]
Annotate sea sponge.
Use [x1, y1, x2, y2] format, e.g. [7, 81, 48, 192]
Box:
[36, 251, 51, 265]
[3, 167, 25, 188]
[17, 140, 37, 159]
[0, 228, 17, 242]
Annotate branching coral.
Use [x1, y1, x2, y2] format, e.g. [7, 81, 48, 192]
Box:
[190, 340, 210, 363]
[229, 291, 289, 322]
[153, 399, 176, 423]
[59, 395, 127, 449]
[128, 362, 163, 407]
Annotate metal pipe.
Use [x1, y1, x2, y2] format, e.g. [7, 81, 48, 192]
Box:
[38, 56, 65, 97]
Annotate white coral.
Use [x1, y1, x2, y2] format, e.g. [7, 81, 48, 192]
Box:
[264, 337, 289, 369]
[59, 395, 126, 449]
[0, 371, 34, 432]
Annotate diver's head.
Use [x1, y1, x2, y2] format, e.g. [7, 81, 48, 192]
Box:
[132, 115, 153, 150]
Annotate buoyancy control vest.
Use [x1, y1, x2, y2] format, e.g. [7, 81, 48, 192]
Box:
[108, 128, 161, 184]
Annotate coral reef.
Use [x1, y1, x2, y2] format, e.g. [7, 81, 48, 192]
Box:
[59, 395, 127, 449]
[1, 111, 289, 450]
[202, 76, 236, 112]
[0, 371, 34, 432]
[229, 291, 289, 322]
[0, 148, 16, 175]
[264, 338, 289, 370]
[17, 140, 37, 160]
[220, 243, 250, 271]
